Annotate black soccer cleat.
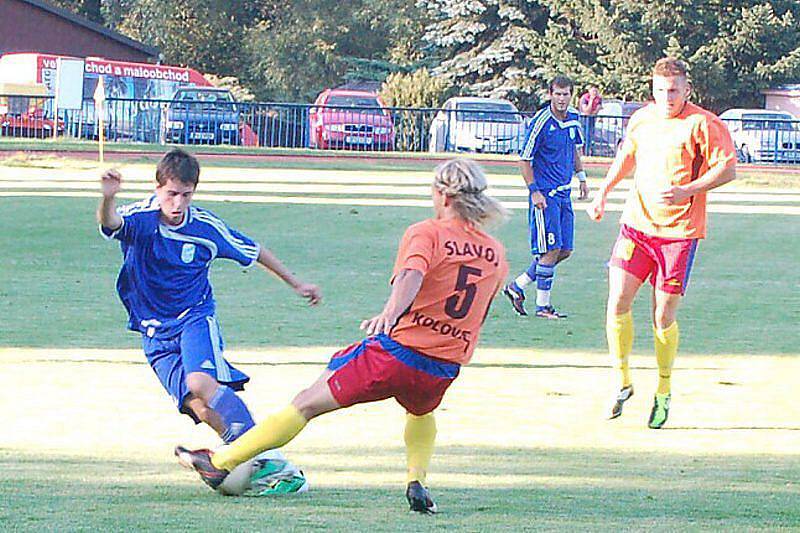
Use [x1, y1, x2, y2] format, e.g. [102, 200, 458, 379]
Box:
[406, 481, 437, 515]
[503, 282, 528, 316]
[174, 445, 229, 490]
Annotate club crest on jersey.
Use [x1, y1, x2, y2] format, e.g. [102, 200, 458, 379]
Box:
[569, 128, 575, 140]
[181, 243, 196, 263]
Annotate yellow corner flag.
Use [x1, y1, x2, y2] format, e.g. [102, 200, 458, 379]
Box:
[93, 77, 106, 163]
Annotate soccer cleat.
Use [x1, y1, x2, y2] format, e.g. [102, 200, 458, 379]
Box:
[535, 305, 567, 319]
[250, 457, 309, 496]
[406, 480, 437, 515]
[174, 445, 229, 490]
[503, 282, 528, 316]
[609, 384, 634, 419]
[254, 473, 309, 496]
[648, 393, 671, 429]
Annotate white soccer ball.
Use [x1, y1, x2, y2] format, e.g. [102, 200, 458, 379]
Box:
[216, 458, 255, 496]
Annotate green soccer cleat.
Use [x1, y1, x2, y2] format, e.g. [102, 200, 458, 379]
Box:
[648, 393, 671, 429]
[609, 384, 634, 419]
[253, 473, 309, 496]
[250, 457, 309, 496]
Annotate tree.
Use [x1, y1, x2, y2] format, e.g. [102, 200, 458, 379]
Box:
[420, 0, 553, 109]
[424, 0, 800, 113]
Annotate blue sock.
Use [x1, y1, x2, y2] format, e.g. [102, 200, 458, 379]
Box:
[208, 385, 255, 443]
[525, 258, 539, 281]
[535, 263, 556, 291]
[535, 263, 556, 307]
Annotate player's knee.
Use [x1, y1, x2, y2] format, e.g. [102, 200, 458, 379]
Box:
[186, 372, 219, 401]
[653, 308, 676, 330]
[558, 250, 572, 262]
[607, 295, 633, 316]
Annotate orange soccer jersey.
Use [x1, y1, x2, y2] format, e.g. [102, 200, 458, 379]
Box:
[619, 102, 736, 239]
[389, 217, 508, 365]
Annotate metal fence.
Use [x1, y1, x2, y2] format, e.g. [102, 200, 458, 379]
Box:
[2, 94, 800, 164]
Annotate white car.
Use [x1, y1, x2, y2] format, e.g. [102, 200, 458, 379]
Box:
[719, 108, 800, 163]
[429, 97, 525, 154]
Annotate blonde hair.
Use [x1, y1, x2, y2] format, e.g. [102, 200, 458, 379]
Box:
[433, 158, 508, 227]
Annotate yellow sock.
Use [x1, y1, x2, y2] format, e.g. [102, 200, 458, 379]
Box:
[212, 404, 307, 471]
[654, 322, 679, 395]
[607, 311, 634, 387]
[404, 412, 436, 484]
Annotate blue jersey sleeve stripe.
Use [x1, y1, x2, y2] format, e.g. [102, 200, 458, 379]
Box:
[193, 212, 259, 260]
[117, 196, 159, 216]
[520, 110, 551, 160]
[193, 211, 256, 250]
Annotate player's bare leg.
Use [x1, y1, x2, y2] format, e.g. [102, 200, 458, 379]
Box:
[648, 289, 682, 428]
[534, 248, 567, 319]
[184, 372, 229, 435]
[184, 394, 226, 435]
[607, 267, 643, 418]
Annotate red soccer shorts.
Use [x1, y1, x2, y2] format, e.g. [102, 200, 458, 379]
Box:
[326, 334, 460, 416]
[609, 224, 699, 295]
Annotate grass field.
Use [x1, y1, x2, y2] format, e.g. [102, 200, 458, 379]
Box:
[1, 155, 799, 530]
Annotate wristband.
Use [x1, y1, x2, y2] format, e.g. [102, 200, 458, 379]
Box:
[576, 170, 587, 183]
[527, 183, 539, 193]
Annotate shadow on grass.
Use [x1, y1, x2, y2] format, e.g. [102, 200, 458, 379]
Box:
[1, 446, 798, 531]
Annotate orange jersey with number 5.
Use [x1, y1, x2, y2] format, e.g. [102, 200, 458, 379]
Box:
[389, 217, 508, 365]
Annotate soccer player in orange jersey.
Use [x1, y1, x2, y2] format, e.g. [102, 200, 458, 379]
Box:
[177, 159, 509, 513]
[586, 57, 736, 429]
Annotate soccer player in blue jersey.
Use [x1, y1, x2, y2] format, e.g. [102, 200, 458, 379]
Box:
[98, 149, 321, 494]
[503, 75, 589, 319]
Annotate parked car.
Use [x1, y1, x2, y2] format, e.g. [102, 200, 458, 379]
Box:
[0, 82, 64, 138]
[428, 97, 525, 154]
[308, 89, 395, 150]
[161, 87, 240, 145]
[590, 99, 645, 156]
[719, 108, 800, 163]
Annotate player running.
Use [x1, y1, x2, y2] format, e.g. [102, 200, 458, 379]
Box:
[504, 75, 589, 319]
[587, 58, 736, 428]
[176, 158, 509, 514]
[98, 148, 321, 493]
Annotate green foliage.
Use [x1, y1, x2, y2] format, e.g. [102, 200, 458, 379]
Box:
[242, 0, 428, 102]
[424, 0, 800, 112]
[379, 68, 450, 108]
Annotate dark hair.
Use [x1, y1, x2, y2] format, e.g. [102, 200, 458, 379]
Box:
[156, 149, 200, 187]
[653, 57, 689, 79]
[549, 75, 574, 93]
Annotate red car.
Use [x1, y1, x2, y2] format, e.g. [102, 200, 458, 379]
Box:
[0, 83, 64, 138]
[308, 89, 395, 150]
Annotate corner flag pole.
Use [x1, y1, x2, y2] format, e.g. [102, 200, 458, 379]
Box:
[94, 77, 106, 164]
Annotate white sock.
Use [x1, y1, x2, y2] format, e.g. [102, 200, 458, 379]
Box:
[515, 272, 533, 289]
[536, 289, 551, 307]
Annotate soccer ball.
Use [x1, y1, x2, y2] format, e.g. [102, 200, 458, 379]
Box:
[215, 451, 303, 496]
[216, 458, 255, 496]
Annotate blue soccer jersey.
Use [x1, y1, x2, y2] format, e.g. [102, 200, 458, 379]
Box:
[519, 107, 584, 196]
[100, 196, 260, 338]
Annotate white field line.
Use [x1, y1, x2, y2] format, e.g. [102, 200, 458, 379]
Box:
[2, 190, 800, 214]
[1, 179, 800, 204]
[1, 165, 800, 194]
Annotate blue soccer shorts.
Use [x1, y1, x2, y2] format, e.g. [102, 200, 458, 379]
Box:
[142, 315, 250, 422]
[528, 194, 574, 255]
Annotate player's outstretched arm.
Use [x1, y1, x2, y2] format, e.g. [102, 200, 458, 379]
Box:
[98, 169, 123, 231]
[586, 140, 635, 221]
[360, 268, 424, 336]
[255, 246, 322, 305]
